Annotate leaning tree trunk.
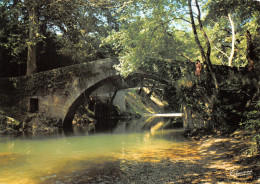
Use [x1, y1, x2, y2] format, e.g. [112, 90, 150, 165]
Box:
[188, 0, 219, 92]
[188, 0, 220, 128]
[26, 1, 38, 75]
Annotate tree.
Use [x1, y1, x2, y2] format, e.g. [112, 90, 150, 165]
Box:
[188, 0, 219, 91]
[0, 0, 27, 77]
[228, 13, 235, 66]
[204, 0, 260, 67]
[23, 0, 129, 75]
[103, 0, 220, 92]
[24, 0, 39, 75]
[55, 2, 121, 62]
[0, 0, 129, 76]
[103, 0, 200, 77]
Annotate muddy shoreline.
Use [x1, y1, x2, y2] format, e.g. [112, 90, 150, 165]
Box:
[40, 130, 260, 184]
[1, 107, 259, 183]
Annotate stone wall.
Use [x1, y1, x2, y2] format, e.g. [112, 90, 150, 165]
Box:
[183, 105, 206, 129]
[0, 58, 118, 122]
[0, 58, 248, 128]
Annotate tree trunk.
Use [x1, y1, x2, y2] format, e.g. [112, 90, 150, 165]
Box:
[0, 47, 3, 77]
[25, 0, 38, 75]
[188, 0, 220, 128]
[188, 0, 219, 92]
[188, 0, 205, 60]
[246, 30, 255, 71]
[228, 13, 235, 67]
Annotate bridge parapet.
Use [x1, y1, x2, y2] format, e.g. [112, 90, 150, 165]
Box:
[0, 58, 118, 120]
[0, 57, 250, 128]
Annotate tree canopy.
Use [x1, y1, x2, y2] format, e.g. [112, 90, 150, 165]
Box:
[0, 0, 125, 76]
[103, 0, 259, 77]
[0, 0, 259, 77]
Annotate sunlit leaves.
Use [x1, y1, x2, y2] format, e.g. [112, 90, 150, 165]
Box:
[103, 0, 198, 76]
[204, 0, 260, 66]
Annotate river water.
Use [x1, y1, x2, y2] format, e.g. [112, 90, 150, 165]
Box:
[0, 117, 199, 184]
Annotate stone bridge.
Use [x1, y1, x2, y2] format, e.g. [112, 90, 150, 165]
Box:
[0, 58, 169, 128]
[0, 57, 252, 129]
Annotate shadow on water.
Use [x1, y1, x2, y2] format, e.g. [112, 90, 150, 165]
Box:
[0, 115, 197, 184]
[94, 118, 120, 133]
[61, 118, 120, 137]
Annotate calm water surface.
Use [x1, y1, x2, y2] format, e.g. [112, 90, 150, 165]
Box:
[0, 118, 199, 184]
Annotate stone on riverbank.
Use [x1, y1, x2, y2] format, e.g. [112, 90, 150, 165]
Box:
[0, 109, 62, 134]
[0, 113, 22, 134]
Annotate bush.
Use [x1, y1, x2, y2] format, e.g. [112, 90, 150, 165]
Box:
[240, 100, 260, 155]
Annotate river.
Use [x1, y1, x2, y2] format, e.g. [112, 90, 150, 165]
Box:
[0, 117, 199, 184]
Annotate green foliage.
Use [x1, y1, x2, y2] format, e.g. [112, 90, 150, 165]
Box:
[205, 0, 260, 21]
[102, 0, 199, 76]
[204, 0, 260, 66]
[0, 0, 123, 76]
[100, 0, 259, 132]
[240, 101, 260, 155]
[54, 3, 119, 62]
[0, 0, 27, 65]
[240, 101, 260, 131]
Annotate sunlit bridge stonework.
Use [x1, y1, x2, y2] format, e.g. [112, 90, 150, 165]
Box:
[0, 57, 249, 130]
[0, 58, 170, 128]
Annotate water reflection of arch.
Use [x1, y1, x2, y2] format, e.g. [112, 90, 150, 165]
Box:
[63, 73, 169, 129]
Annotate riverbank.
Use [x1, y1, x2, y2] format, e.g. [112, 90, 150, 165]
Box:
[119, 130, 260, 184]
[0, 107, 63, 134]
[39, 130, 260, 184]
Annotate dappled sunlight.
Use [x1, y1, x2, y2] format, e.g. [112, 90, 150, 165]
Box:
[194, 137, 257, 183]
[126, 92, 156, 113]
[150, 121, 164, 135]
[145, 116, 156, 123]
[1, 128, 258, 183]
[150, 95, 165, 107]
[114, 132, 201, 163]
[143, 87, 167, 107]
[125, 89, 168, 114]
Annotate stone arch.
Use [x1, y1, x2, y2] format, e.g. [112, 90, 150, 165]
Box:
[63, 75, 121, 129]
[62, 73, 169, 129]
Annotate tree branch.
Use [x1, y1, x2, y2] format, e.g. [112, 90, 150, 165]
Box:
[188, 0, 206, 61]
[195, 0, 211, 66]
[212, 43, 229, 59]
[189, 0, 219, 91]
[228, 13, 235, 67]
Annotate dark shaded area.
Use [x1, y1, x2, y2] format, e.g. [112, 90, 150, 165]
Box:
[36, 34, 74, 72]
[94, 101, 119, 119]
[94, 119, 119, 132]
[63, 72, 169, 129]
[29, 98, 38, 113]
[63, 75, 121, 129]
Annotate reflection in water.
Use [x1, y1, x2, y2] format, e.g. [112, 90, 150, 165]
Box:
[0, 118, 199, 184]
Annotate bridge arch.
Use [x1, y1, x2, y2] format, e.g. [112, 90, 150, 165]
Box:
[63, 75, 121, 128]
[63, 73, 169, 129]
